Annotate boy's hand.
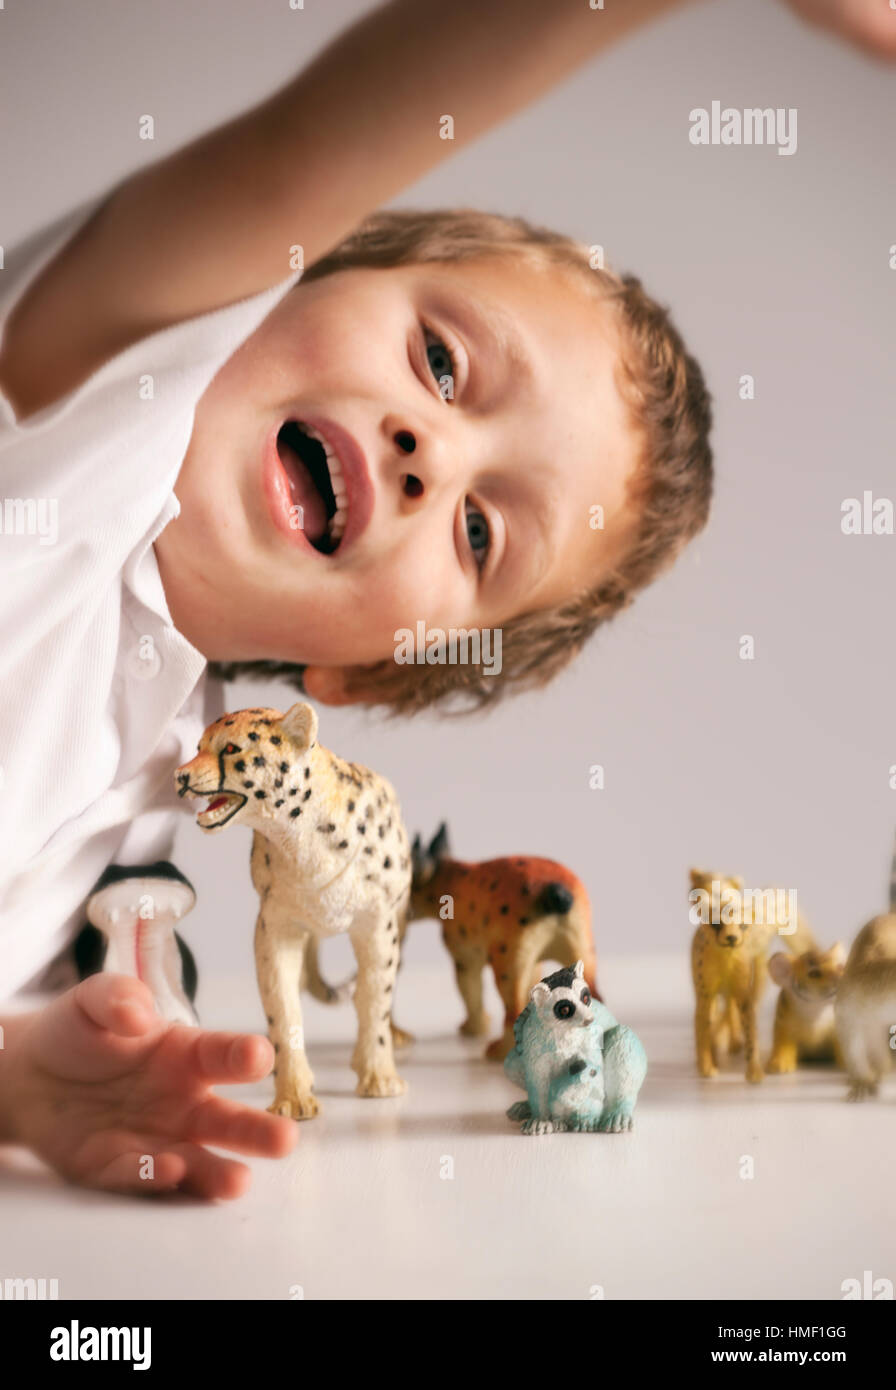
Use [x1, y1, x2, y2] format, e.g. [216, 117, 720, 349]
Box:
[780, 0, 896, 57]
[3, 974, 296, 1199]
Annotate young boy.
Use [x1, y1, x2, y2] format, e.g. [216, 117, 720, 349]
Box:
[0, 0, 889, 1200]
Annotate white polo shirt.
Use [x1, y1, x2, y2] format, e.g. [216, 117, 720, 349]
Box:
[0, 191, 302, 998]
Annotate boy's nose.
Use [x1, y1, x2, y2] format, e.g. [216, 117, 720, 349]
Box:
[382, 413, 466, 504]
[393, 430, 426, 499]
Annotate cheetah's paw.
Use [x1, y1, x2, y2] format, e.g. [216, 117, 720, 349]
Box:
[356, 1070, 408, 1099]
[268, 1092, 319, 1121]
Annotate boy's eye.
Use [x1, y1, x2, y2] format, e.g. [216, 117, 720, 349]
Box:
[465, 502, 490, 568]
[424, 329, 455, 399]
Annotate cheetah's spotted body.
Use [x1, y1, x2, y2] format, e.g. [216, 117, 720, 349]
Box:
[176, 702, 412, 1118]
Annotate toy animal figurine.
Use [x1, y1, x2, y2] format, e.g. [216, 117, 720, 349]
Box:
[503, 962, 646, 1135]
[410, 824, 601, 1060]
[689, 869, 814, 1084]
[74, 862, 199, 1027]
[835, 835, 896, 1101]
[176, 702, 412, 1118]
[767, 944, 845, 1072]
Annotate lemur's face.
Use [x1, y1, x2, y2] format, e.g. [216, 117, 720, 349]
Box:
[175, 702, 318, 832]
[531, 962, 595, 1029]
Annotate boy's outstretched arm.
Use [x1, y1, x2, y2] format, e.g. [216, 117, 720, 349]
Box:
[97, 0, 701, 313]
[0, 0, 699, 414]
[2, 0, 890, 416]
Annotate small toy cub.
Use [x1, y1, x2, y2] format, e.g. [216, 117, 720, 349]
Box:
[836, 915, 896, 1101]
[767, 944, 845, 1072]
[504, 962, 646, 1135]
[835, 837, 896, 1101]
[176, 702, 412, 1118]
[689, 869, 814, 1084]
[410, 824, 601, 1060]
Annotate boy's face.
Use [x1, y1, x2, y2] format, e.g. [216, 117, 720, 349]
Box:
[155, 255, 639, 702]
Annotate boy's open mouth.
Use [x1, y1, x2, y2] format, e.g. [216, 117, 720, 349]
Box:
[195, 792, 246, 829]
[276, 420, 348, 553]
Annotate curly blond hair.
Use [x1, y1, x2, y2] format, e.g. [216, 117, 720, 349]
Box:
[211, 208, 712, 714]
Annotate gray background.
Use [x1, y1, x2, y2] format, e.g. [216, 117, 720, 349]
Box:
[3, 0, 894, 980]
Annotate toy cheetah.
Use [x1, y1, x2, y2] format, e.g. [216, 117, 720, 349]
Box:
[689, 868, 814, 1084]
[410, 824, 601, 1060]
[176, 702, 412, 1118]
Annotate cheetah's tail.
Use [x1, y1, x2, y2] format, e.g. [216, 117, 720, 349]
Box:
[537, 882, 574, 916]
[301, 938, 355, 1004]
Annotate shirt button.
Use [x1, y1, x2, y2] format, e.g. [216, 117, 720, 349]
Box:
[126, 634, 163, 681]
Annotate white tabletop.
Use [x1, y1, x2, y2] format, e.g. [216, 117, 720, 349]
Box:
[1, 952, 892, 1301]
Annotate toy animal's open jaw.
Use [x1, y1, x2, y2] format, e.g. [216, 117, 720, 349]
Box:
[194, 791, 247, 830]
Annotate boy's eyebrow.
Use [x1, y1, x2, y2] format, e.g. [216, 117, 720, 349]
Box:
[437, 290, 535, 408]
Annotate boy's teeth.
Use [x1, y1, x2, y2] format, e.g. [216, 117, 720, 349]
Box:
[300, 421, 350, 544]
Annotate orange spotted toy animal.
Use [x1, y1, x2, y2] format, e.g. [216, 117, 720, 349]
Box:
[410, 824, 601, 1060]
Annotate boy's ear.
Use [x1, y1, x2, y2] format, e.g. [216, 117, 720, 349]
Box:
[280, 701, 319, 749]
[302, 665, 374, 707]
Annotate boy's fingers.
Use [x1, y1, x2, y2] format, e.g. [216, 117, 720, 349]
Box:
[81, 1133, 249, 1199]
[91, 1149, 188, 1195]
[73, 974, 160, 1036]
[29, 976, 164, 1079]
[188, 1029, 275, 1084]
[187, 1095, 298, 1158]
[163, 1142, 253, 1201]
[79, 1131, 188, 1195]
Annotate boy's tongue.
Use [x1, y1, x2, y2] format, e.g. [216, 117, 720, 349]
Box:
[277, 436, 329, 542]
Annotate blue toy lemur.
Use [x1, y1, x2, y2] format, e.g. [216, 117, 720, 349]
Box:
[504, 961, 647, 1135]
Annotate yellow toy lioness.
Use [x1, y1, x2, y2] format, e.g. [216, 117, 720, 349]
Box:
[689, 869, 814, 1084]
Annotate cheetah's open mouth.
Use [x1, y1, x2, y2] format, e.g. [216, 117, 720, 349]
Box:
[195, 792, 247, 830]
